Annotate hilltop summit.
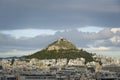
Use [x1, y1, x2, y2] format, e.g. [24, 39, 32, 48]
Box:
[44, 38, 77, 51]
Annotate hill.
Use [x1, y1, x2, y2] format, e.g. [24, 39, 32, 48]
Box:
[44, 38, 78, 51]
[25, 38, 94, 63]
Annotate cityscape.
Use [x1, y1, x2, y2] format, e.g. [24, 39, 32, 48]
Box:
[0, 0, 120, 80]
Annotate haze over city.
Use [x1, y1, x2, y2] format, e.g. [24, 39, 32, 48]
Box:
[0, 0, 120, 57]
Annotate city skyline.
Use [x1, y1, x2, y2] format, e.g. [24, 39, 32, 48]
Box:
[0, 0, 120, 57]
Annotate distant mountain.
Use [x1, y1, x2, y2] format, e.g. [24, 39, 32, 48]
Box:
[25, 38, 94, 63]
[0, 56, 22, 60]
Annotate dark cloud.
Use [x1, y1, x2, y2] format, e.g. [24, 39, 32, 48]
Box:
[0, 0, 120, 30]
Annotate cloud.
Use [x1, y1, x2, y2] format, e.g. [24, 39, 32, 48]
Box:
[0, 0, 120, 30]
[87, 46, 111, 51]
[0, 49, 39, 57]
[0, 28, 120, 57]
[111, 28, 120, 33]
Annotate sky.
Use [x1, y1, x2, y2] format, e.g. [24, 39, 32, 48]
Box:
[0, 0, 120, 57]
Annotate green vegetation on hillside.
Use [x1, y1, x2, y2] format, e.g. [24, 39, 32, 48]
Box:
[25, 49, 93, 63]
